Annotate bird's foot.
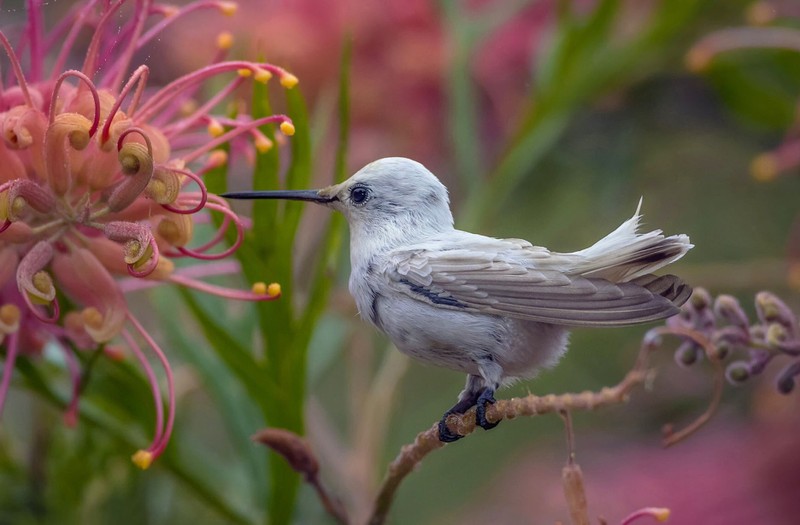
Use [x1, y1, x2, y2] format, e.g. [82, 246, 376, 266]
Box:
[438, 411, 464, 442]
[436, 393, 479, 443]
[437, 387, 499, 442]
[475, 388, 499, 431]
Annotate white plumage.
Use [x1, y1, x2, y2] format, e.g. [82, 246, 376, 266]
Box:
[224, 157, 693, 441]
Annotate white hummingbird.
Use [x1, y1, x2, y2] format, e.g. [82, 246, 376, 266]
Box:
[224, 157, 692, 442]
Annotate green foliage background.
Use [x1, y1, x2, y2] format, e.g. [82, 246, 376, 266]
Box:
[2, 0, 800, 524]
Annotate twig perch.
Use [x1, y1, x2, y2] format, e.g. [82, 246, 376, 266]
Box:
[367, 366, 649, 525]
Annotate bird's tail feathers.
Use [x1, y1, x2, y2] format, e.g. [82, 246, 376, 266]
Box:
[572, 200, 692, 282]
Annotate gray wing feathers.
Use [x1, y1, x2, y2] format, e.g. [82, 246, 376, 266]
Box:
[388, 247, 691, 327]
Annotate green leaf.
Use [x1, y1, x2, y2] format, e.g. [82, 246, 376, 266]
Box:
[14, 357, 253, 525]
[178, 288, 279, 407]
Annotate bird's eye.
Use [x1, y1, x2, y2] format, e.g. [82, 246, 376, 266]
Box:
[350, 185, 370, 205]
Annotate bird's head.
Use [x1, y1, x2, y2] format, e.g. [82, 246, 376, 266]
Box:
[224, 157, 454, 234]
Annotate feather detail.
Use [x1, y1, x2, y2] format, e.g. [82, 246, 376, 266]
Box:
[383, 202, 693, 328]
[570, 200, 692, 281]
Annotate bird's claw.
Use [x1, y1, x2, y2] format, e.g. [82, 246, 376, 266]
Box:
[437, 413, 464, 442]
[475, 389, 499, 431]
[437, 388, 499, 442]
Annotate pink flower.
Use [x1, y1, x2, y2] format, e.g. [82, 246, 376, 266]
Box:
[0, 0, 295, 468]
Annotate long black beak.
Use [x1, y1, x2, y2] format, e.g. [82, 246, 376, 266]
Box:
[221, 190, 337, 204]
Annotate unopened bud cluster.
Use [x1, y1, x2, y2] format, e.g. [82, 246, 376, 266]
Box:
[656, 288, 800, 394]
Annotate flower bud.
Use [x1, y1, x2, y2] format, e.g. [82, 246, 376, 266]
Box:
[4, 179, 56, 220]
[689, 287, 711, 311]
[44, 113, 92, 195]
[145, 166, 182, 204]
[725, 362, 751, 385]
[107, 141, 154, 212]
[157, 214, 193, 247]
[713, 294, 749, 329]
[51, 248, 126, 343]
[755, 292, 797, 333]
[3, 107, 46, 150]
[104, 221, 156, 268]
[16, 241, 56, 305]
[674, 342, 700, 367]
[776, 362, 800, 395]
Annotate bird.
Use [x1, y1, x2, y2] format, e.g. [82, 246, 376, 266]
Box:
[223, 157, 692, 442]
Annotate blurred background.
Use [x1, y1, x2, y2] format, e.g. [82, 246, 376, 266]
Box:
[2, 0, 800, 524]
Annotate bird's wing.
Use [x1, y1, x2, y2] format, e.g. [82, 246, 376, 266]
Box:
[384, 240, 689, 327]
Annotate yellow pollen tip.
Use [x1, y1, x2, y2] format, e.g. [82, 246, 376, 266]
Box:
[180, 99, 198, 116]
[255, 136, 273, 153]
[280, 73, 299, 89]
[254, 68, 273, 84]
[751, 153, 778, 182]
[218, 1, 237, 16]
[652, 508, 671, 522]
[208, 149, 228, 167]
[280, 121, 295, 136]
[131, 450, 154, 470]
[11, 196, 27, 216]
[216, 31, 234, 50]
[32, 271, 52, 295]
[81, 307, 105, 330]
[120, 154, 141, 175]
[69, 129, 91, 150]
[251, 282, 267, 295]
[237, 68, 252, 78]
[162, 5, 179, 17]
[0, 304, 21, 330]
[207, 120, 225, 138]
[268, 282, 281, 296]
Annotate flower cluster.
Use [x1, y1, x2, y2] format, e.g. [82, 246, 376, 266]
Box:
[650, 288, 800, 394]
[1, 0, 297, 468]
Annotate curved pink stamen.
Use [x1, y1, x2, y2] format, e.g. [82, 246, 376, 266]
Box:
[181, 115, 292, 164]
[621, 507, 670, 525]
[136, 61, 278, 122]
[162, 211, 231, 257]
[127, 236, 160, 278]
[118, 260, 242, 293]
[161, 169, 208, 214]
[162, 76, 245, 138]
[81, 0, 126, 79]
[0, 31, 34, 107]
[127, 313, 174, 458]
[22, 291, 60, 324]
[26, 0, 44, 83]
[175, 202, 243, 260]
[102, 65, 150, 142]
[138, 0, 230, 50]
[169, 273, 280, 301]
[50, 70, 101, 136]
[48, 0, 101, 75]
[122, 328, 165, 445]
[0, 332, 20, 418]
[106, 0, 152, 93]
[117, 126, 153, 152]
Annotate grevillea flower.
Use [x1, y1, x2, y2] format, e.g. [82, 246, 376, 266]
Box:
[0, 0, 297, 468]
[647, 288, 800, 394]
